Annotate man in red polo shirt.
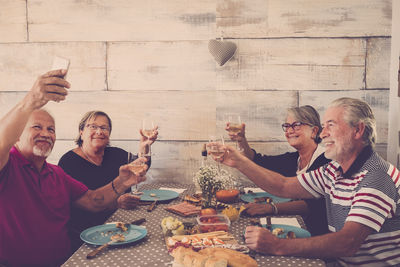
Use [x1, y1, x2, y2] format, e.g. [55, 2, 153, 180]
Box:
[0, 70, 147, 266]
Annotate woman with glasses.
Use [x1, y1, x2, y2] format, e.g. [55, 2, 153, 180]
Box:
[226, 105, 329, 236]
[58, 110, 158, 253]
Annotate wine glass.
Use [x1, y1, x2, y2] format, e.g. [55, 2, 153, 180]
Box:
[128, 152, 145, 195]
[208, 135, 225, 173]
[225, 113, 243, 152]
[141, 119, 155, 157]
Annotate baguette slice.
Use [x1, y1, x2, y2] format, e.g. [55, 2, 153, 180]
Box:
[204, 256, 228, 267]
[171, 247, 198, 264]
[192, 253, 209, 267]
[199, 247, 258, 267]
[183, 254, 197, 267]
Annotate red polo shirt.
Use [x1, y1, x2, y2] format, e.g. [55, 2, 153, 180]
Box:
[0, 147, 88, 266]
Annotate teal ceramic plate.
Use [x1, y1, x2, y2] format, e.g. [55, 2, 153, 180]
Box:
[140, 189, 179, 201]
[240, 192, 291, 203]
[262, 224, 311, 238]
[80, 224, 147, 246]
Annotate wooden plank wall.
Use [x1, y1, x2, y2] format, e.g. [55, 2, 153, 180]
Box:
[0, 0, 392, 184]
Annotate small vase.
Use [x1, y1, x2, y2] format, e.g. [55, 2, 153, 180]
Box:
[202, 192, 217, 209]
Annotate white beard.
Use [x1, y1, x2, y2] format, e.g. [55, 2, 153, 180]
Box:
[33, 145, 52, 157]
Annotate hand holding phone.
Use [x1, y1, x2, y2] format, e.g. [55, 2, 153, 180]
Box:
[51, 56, 70, 79]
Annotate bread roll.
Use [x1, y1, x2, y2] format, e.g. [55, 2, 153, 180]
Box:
[171, 246, 257, 267]
[183, 254, 196, 267]
[199, 247, 258, 267]
[192, 254, 209, 267]
[204, 256, 228, 267]
[171, 247, 197, 264]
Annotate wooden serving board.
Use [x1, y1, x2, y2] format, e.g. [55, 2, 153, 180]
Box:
[164, 231, 238, 251]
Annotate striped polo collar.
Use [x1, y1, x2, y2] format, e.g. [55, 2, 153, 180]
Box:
[338, 145, 373, 179]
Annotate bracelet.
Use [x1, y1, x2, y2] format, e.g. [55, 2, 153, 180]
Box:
[270, 202, 278, 215]
[111, 180, 121, 196]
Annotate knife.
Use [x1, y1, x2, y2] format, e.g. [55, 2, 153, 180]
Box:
[131, 218, 146, 225]
[147, 199, 158, 212]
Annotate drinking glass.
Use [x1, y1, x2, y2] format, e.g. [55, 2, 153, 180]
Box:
[141, 119, 155, 156]
[128, 152, 145, 195]
[208, 135, 225, 173]
[225, 113, 243, 152]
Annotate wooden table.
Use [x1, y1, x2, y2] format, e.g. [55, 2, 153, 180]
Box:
[62, 183, 326, 267]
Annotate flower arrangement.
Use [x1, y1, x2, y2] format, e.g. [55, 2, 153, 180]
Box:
[193, 165, 234, 208]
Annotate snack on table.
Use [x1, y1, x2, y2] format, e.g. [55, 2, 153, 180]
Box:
[199, 247, 258, 267]
[215, 189, 239, 203]
[183, 194, 201, 204]
[254, 196, 272, 203]
[197, 214, 230, 233]
[221, 206, 240, 222]
[171, 246, 257, 267]
[161, 217, 185, 236]
[165, 202, 202, 217]
[167, 231, 233, 247]
[115, 222, 128, 232]
[272, 227, 284, 236]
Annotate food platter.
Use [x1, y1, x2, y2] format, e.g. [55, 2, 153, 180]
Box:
[80, 223, 147, 246]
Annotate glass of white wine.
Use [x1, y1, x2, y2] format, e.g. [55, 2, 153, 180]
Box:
[128, 152, 145, 195]
[141, 119, 155, 157]
[208, 135, 225, 173]
[225, 113, 243, 152]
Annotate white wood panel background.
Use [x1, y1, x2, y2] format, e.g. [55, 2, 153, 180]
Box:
[217, 38, 366, 90]
[0, 0, 26, 42]
[216, 0, 392, 38]
[107, 41, 216, 91]
[0, 0, 393, 182]
[27, 0, 216, 41]
[0, 42, 106, 92]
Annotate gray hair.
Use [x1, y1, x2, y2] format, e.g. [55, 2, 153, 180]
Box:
[75, 110, 112, 146]
[287, 105, 322, 144]
[329, 97, 376, 147]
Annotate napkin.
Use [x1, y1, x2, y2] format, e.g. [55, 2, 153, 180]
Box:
[269, 217, 301, 228]
[244, 187, 265, 194]
[159, 187, 186, 194]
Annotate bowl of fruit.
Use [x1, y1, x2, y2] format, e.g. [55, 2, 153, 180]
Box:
[196, 214, 230, 233]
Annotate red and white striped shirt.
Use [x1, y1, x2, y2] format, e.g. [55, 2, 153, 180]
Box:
[298, 146, 400, 266]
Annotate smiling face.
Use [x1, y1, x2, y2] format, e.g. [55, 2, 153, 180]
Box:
[320, 106, 357, 163]
[80, 115, 110, 151]
[284, 114, 316, 150]
[17, 110, 56, 159]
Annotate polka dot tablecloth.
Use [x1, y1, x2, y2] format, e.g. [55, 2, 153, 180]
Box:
[62, 183, 326, 267]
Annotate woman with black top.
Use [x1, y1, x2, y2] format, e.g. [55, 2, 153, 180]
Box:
[58, 110, 158, 253]
[226, 105, 330, 236]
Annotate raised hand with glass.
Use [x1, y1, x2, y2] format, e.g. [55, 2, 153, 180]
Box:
[225, 113, 244, 152]
[208, 135, 225, 173]
[139, 119, 158, 157]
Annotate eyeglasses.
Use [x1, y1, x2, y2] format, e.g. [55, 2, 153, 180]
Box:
[281, 121, 312, 132]
[86, 124, 110, 133]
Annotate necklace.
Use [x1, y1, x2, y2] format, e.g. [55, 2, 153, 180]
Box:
[297, 145, 318, 172]
[80, 147, 102, 166]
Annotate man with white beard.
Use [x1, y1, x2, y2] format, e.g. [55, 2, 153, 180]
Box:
[0, 69, 147, 267]
[210, 97, 400, 266]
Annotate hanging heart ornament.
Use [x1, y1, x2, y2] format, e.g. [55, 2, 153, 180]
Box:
[208, 39, 237, 66]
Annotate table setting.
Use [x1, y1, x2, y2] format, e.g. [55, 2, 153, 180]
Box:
[62, 182, 326, 267]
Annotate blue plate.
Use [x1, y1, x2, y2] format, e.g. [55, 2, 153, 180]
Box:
[262, 224, 311, 238]
[240, 192, 291, 203]
[140, 189, 179, 201]
[80, 224, 147, 246]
